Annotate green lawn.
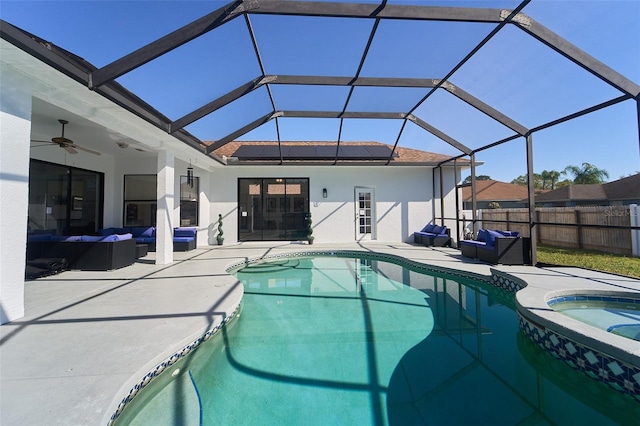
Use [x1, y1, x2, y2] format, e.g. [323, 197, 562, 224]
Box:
[536, 245, 640, 279]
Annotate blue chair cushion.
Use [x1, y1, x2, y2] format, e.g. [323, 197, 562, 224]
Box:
[174, 227, 196, 238]
[131, 226, 155, 238]
[498, 230, 520, 237]
[81, 235, 104, 242]
[99, 227, 119, 236]
[485, 230, 504, 246]
[460, 239, 487, 247]
[477, 229, 488, 242]
[101, 233, 133, 242]
[98, 228, 114, 236]
[432, 225, 444, 235]
[101, 227, 130, 236]
[423, 223, 436, 233]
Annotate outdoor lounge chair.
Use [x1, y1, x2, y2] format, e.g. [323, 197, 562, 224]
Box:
[413, 223, 451, 247]
[459, 229, 531, 265]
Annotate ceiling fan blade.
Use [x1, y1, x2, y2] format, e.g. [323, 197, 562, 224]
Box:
[63, 145, 78, 154]
[70, 143, 101, 156]
[30, 143, 57, 149]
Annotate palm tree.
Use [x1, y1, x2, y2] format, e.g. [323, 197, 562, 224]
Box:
[541, 169, 562, 189]
[548, 170, 561, 189]
[540, 170, 551, 189]
[562, 163, 609, 184]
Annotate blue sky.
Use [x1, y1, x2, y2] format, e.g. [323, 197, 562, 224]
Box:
[2, 0, 639, 183]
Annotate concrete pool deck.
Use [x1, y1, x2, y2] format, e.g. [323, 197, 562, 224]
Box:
[1, 242, 639, 425]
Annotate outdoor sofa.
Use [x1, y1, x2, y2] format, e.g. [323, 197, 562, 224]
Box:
[459, 228, 531, 265]
[26, 233, 136, 271]
[413, 223, 451, 247]
[99, 226, 197, 252]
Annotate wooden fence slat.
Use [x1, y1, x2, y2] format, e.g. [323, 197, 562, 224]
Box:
[479, 206, 632, 255]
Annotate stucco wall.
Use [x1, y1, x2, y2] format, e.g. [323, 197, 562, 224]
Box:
[208, 166, 459, 244]
[112, 156, 212, 247]
[0, 67, 31, 323]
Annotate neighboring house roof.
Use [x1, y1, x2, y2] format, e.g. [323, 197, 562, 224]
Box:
[535, 173, 640, 203]
[602, 173, 640, 200]
[211, 141, 463, 166]
[534, 185, 607, 202]
[461, 180, 543, 202]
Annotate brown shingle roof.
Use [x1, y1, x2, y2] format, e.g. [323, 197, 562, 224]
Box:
[535, 185, 606, 202]
[603, 173, 640, 200]
[535, 173, 640, 203]
[461, 180, 543, 202]
[209, 141, 462, 165]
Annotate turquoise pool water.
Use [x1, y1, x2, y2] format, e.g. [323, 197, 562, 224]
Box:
[117, 256, 640, 425]
[548, 296, 640, 341]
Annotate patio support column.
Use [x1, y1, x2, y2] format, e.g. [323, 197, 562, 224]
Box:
[470, 153, 478, 235]
[526, 134, 537, 265]
[156, 150, 175, 265]
[453, 159, 460, 245]
[636, 98, 640, 159]
[439, 166, 445, 226]
[431, 167, 437, 221]
[0, 68, 31, 324]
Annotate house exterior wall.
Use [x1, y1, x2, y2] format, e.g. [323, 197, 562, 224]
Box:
[209, 166, 459, 244]
[21, 153, 458, 249]
[431, 167, 463, 243]
[113, 156, 211, 247]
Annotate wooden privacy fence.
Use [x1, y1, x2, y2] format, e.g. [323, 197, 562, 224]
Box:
[480, 206, 633, 256]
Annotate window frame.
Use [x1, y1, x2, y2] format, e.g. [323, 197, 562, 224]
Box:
[123, 174, 157, 227]
[179, 175, 199, 226]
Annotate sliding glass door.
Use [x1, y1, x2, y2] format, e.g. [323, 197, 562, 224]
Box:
[28, 159, 104, 236]
[238, 178, 309, 241]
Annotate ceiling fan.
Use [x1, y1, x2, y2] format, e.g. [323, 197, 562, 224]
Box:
[31, 119, 101, 156]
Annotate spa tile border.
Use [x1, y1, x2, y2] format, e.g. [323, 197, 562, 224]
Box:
[490, 267, 640, 400]
[519, 314, 640, 401]
[548, 295, 640, 307]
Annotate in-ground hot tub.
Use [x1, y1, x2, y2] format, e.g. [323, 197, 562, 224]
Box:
[548, 294, 640, 342]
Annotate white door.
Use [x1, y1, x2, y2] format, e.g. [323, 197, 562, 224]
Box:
[355, 187, 375, 241]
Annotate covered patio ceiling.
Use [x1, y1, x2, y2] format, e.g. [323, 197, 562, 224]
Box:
[2, 0, 638, 168]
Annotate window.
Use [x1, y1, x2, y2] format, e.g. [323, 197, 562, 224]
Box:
[123, 175, 156, 227]
[180, 176, 199, 226]
[28, 159, 104, 235]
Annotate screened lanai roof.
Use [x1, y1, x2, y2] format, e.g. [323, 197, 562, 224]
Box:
[1, 0, 638, 168]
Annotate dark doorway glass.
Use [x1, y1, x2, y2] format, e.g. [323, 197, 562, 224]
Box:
[28, 159, 104, 236]
[68, 168, 102, 235]
[238, 178, 309, 241]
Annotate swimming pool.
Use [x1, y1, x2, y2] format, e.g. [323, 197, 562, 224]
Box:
[548, 295, 640, 341]
[114, 255, 640, 425]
